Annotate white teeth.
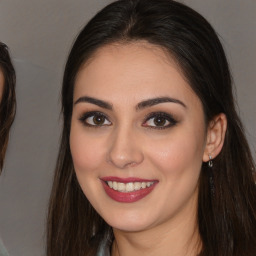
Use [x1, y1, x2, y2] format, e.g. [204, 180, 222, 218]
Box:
[146, 182, 151, 187]
[126, 182, 134, 192]
[106, 181, 154, 192]
[134, 182, 141, 191]
[113, 181, 118, 190]
[108, 181, 113, 188]
[117, 182, 126, 192]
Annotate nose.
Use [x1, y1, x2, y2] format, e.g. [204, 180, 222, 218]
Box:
[106, 126, 144, 169]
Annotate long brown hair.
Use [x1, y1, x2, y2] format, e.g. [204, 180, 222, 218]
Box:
[0, 42, 16, 172]
[47, 1, 256, 255]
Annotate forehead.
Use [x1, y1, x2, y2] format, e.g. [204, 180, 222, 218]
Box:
[74, 42, 198, 107]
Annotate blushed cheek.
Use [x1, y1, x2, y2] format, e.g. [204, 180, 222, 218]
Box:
[149, 135, 203, 178]
[154, 145, 188, 173]
[70, 129, 104, 174]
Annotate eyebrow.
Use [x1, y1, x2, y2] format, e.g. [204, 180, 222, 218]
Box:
[136, 97, 186, 110]
[74, 96, 113, 110]
[74, 96, 186, 110]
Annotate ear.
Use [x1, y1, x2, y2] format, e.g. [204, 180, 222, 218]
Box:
[203, 113, 227, 162]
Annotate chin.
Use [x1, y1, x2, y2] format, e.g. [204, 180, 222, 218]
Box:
[110, 221, 149, 233]
[102, 210, 155, 232]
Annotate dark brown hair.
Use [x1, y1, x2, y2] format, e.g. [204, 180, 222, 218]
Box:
[0, 42, 16, 172]
[47, 0, 256, 255]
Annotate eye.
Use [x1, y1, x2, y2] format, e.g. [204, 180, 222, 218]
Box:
[79, 111, 111, 127]
[142, 112, 177, 129]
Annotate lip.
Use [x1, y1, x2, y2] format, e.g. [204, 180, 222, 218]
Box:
[100, 176, 158, 203]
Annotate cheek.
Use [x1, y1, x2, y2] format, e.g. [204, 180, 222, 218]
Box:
[70, 124, 106, 174]
[147, 128, 205, 179]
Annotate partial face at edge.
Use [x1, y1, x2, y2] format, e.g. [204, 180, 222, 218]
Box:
[70, 42, 208, 232]
[0, 70, 4, 103]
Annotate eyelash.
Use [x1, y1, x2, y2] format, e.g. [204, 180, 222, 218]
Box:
[142, 112, 177, 130]
[78, 111, 177, 129]
[79, 111, 111, 128]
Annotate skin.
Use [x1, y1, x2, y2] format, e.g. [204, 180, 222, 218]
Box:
[70, 42, 227, 256]
[0, 70, 4, 102]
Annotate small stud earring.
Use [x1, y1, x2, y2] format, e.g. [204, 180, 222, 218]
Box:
[208, 154, 213, 168]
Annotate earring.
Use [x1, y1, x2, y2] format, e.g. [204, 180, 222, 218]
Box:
[208, 154, 215, 196]
[208, 154, 213, 168]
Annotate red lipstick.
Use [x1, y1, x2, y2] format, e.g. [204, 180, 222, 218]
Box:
[100, 177, 158, 203]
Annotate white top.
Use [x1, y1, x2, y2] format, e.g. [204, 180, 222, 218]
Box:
[0, 239, 9, 256]
[96, 236, 111, 256]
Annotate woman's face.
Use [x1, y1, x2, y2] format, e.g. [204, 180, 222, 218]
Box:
[0, 70, 4, 102]
[70, 42, 208, 232]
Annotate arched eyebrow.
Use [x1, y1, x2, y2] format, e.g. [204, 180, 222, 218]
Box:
[74, 96, 186, 110]
[136, 97, 186, 110]
[74, 96, 113, 110]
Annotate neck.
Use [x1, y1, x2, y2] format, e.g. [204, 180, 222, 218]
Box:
[111, 197, 201, 256]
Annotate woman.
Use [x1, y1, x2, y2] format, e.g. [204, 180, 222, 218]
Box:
[0, 42, 16, 256]
[47, 0, 256, 255]
[0, 42, 16, 172]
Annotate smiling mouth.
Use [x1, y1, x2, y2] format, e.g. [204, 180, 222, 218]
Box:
[100, 177, 158, 203]
[106, 181, 155, 192]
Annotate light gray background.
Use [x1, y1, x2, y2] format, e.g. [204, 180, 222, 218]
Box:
[0, 1, 255, 256]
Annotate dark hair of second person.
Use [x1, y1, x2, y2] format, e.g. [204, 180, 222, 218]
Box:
[0, 42, 16, 172]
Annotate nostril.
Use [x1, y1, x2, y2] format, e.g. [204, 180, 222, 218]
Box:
[127, 162, 137, 167]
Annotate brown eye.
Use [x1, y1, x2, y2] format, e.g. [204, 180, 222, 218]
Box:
[93, 115, 106, 125]
[153, 116, 169, 126]
[143, 112, 177, 129]
[79, 112, 111, 127]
